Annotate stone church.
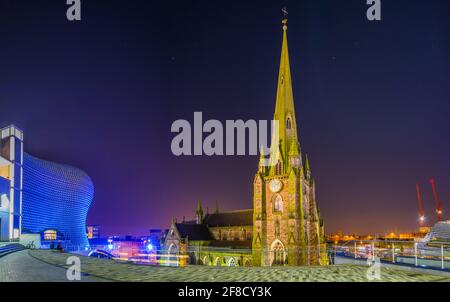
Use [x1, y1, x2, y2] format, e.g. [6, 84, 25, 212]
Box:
[164, 16, 327, 267]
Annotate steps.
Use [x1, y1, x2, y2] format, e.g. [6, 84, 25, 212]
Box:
[423, 221, 450, 243]
[0, 243, 26, 258]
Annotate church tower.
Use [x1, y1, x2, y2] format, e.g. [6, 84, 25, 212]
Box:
[252, 14, 326, 266]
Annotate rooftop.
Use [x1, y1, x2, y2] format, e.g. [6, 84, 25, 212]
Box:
[204, 209, 253, 227]
[175, 223, 214, 241]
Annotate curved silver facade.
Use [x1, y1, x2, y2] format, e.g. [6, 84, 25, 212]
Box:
[22, 153, 94, 248]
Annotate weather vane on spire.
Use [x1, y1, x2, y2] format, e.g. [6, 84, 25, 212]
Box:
[282, 7, 288, 31]
[282, 7, 288, 20]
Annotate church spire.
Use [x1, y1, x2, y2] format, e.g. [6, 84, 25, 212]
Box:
[271, 10, 300, 173]
[258, 145, 267, 174]
[214, 201, 220, 214]
[304, 154, 311, 178]
[196, 200, 203, 224]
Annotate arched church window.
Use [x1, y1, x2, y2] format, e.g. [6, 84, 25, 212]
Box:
[286, 118, 292, 130]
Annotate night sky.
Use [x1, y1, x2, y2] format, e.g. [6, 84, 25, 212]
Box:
[1, 0, 449, 236]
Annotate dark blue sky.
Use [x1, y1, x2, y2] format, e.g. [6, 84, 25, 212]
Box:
[1, 0, 449, 235]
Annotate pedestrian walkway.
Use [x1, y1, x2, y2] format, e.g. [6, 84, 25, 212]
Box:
[0, 250, 104, 282]
[25, 250, 450, 282]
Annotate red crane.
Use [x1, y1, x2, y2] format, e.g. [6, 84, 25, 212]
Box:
[416, 183, 425, 226]
[429, 178, 443, 222]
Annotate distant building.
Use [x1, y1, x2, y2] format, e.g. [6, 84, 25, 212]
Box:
[423, 220, 450, 245]
[148, 229, 165, 251]
[87, 225, 100, 239]
[327, 230, 429, 243]
[419, 226, 432, 235]
[165, 209, 254, 266]
[96, 236, 146, 260]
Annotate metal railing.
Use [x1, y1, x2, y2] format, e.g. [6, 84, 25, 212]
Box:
[31, 240, 450, 270]
[332, 239, 450, 270]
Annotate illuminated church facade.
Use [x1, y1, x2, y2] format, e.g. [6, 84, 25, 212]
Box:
[164, 17, 327, 267]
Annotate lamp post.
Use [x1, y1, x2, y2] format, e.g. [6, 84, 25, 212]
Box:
[414, 242, 418, 266]
[392, 242, 395, 263]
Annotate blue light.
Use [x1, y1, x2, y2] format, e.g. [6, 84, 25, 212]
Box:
[21, 153, 94, 249]
[147, 243, 153, 251]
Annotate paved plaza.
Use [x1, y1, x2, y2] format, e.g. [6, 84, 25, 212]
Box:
[1, 249, 449, 282]
[0, 250, 439, 282]
[0, 250, 103, 282]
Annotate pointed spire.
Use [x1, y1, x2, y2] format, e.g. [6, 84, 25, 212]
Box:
[214, 201, 220, 214]
[258, 145, 267, 174]
[196, 200, 203, 224]
[270, 10, 300, 173]
[259, 145, 265, 163]
[196, 200, 203, 212]
[304, 154, 311, 178]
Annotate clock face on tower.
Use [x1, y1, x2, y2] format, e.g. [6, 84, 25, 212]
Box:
[269, 179, 283, 193]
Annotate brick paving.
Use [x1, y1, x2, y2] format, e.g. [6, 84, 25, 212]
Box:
[0, 250, 104, 282]
[22, 250, 450, 282]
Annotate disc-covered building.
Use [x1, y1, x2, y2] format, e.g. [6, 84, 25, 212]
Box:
[0, 125, 94, 248]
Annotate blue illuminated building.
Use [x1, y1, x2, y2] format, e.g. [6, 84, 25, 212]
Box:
[0, 125, 94, 248]
[21, 153, 94, 248]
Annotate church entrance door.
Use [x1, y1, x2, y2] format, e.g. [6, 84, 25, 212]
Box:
[270, 240, 286, 266]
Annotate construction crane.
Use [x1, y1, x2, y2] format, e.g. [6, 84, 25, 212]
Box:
[416, 183, 425, 226]
[429, 178, 443, 222]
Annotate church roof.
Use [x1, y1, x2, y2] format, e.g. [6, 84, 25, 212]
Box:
[174, 223, 214, 241]
[209, 240, 252, 250]
[203, 209, 253, 227]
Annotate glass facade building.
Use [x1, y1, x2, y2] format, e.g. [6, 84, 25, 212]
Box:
[0, 125, 24, 242]
[21, 152, 94, 248]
